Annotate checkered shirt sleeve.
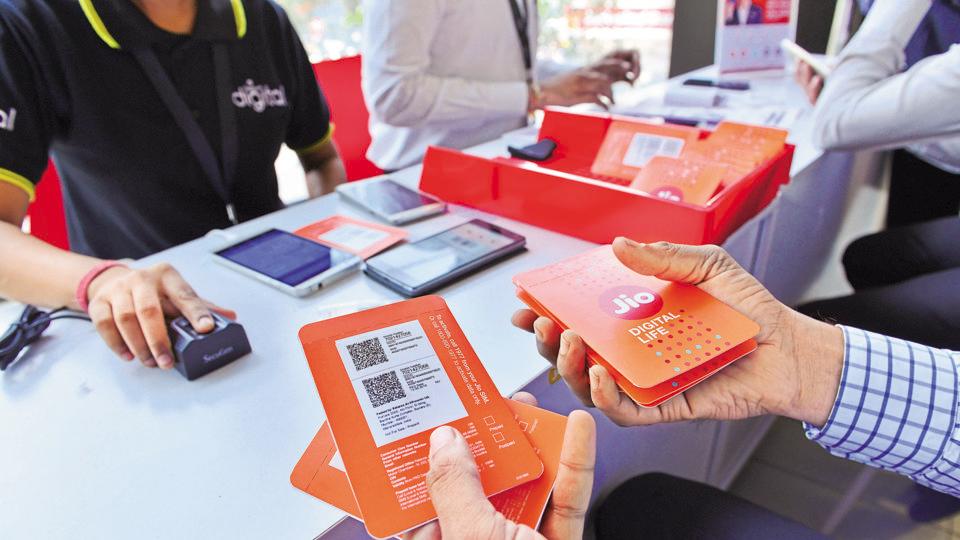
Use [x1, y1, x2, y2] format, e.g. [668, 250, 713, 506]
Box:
[805, 326, 960, 496]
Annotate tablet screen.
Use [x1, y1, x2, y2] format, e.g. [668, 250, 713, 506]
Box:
[217, 229, 352, 286]
[367, 222, 518, 288]
[347, 180, 440, 216]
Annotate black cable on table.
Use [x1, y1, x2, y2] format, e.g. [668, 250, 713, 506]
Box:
[0, 305, 91, 371]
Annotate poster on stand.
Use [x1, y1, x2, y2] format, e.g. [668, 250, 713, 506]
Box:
[715, 0, 797, 73]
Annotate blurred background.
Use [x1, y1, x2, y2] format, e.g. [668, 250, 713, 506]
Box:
[275, 0, 677, 85]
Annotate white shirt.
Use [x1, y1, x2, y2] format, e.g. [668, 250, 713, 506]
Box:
[811, 0, 960, 173]
[361, 0, 546, 171]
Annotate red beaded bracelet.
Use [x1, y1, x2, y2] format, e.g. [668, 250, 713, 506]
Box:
[75, 261, 127, 313]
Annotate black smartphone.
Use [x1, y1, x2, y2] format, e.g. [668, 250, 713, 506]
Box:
[364, 219, 526, 297]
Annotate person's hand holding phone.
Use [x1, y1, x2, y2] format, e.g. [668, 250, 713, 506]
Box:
[86, 263, 235, 369]
[795, 61, 824, 105]
[404, 393, 597, 540]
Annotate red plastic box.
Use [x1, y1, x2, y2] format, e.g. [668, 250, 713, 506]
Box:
[419, 108, 794, 245]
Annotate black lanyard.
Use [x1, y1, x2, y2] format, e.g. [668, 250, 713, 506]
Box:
[131, 43, 240, 225]
[507, 0, 533, 82]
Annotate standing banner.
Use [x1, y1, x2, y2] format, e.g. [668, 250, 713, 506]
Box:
[715, 0, 798, 72]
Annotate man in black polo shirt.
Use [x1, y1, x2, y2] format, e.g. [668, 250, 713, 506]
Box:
[0, 0, 346, 370]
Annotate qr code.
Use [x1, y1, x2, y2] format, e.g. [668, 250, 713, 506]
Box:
[362, 371, 406, 408]
[347, 337, 389, 371]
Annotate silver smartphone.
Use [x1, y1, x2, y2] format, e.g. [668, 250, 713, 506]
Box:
[212, 229, 362, 297]
[336, 178, 446, 225]
[364, 219, 526, 297]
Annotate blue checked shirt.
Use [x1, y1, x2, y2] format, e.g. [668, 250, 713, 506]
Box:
[805, 327, 960, 496]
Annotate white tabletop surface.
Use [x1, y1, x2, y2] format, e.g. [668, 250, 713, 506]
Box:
[0, 67, 823, 539]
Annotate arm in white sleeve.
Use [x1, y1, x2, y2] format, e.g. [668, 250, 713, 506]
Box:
[806, 327, 960, 497]
[360, 0, 528, 128]
[811, 0, 960, 157]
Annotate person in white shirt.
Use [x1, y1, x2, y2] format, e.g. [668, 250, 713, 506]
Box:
[811, 0, 960, 174]
[361, 0, 640, 171]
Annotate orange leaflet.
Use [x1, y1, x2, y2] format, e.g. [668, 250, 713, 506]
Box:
[629, 156, 729, 206]
[295, 215, 407, 259]
[298, 296, 544, 538]
[590, 120, 701, 181]
[290, 400, 567, 532]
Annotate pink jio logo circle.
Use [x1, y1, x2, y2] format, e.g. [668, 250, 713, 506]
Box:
[599, 286, 664, 320]
[653, 186, 684, 202]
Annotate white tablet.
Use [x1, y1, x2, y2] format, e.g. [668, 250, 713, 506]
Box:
[213, 228, 361, 297]
[336, 178, 446, 225]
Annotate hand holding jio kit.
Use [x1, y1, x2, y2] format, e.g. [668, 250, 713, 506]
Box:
[291, 245, 760, 537]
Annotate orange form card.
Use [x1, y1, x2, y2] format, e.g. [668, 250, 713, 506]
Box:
[629, 156, 729, 206]
[298, 296, 544, 539]
[709, 122, 787, 161]
[590, 120, 701, 181]
[295, 215, 407, 259]
[513, 246, 759, 408]
[290, 401, 567, 531]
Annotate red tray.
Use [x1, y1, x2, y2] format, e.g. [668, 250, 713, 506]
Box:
[420, 108, 794, 246]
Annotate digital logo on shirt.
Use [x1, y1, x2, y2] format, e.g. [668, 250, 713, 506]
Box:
[599, 286, 664, 320]
[0, 108, 16, 132]
[231, 80, 288, 113]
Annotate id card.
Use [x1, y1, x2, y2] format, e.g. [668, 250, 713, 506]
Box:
[513, 246, 759, 407]
[590, 120, 700, 181]
[295, 215, 407, 259]
[299, 296, 544, 538]
[290, 400, 567, 531]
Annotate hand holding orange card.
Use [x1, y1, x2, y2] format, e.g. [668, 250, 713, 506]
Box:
[295, 215, 407, 259]
[290, 400, 567, 532]
[513, 246, 760, 407]
[590, 120, 701, 181]
[298, 296, 544, 539]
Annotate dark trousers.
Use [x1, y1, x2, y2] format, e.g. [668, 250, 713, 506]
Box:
[595, 473, 825, 540]
[886, 150, 960, 227]
[797, 216, 960, 350]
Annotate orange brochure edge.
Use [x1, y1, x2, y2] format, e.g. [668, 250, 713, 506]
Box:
[299, 295, 544, 539]
[629, 156, 728, 206]
[294, 215, 408, 259]
[590, 120, 701, 181]
[290, 400, 567, 533]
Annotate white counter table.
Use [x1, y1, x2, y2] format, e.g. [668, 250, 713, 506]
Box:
[0, 67, 879, 539]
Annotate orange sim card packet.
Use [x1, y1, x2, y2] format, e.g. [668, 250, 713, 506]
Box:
[298, 295, 544, 539]
[295, 215, 407, 260]
[590, 120, 701, 181]
[629, 156, 728, 206]
[709, 121, 787, 162]
[290, 400, 568, 532]
[513, 246, 760, 408]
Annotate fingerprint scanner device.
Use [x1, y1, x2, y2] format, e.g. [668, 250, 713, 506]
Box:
[168, 312, 251, 381]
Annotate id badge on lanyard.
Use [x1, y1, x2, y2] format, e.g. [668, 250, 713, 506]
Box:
[131, 43, 240, 225]
[507, 0, 533, 83]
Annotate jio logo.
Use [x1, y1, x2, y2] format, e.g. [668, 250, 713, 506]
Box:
[653, 186, 684, 203]
[599, 286, 664, 320]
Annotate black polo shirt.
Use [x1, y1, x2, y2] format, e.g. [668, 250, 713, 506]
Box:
[0, 0, 332, 259]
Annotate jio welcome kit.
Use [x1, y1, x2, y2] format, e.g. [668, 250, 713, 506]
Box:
[513, 245, 760, 407]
